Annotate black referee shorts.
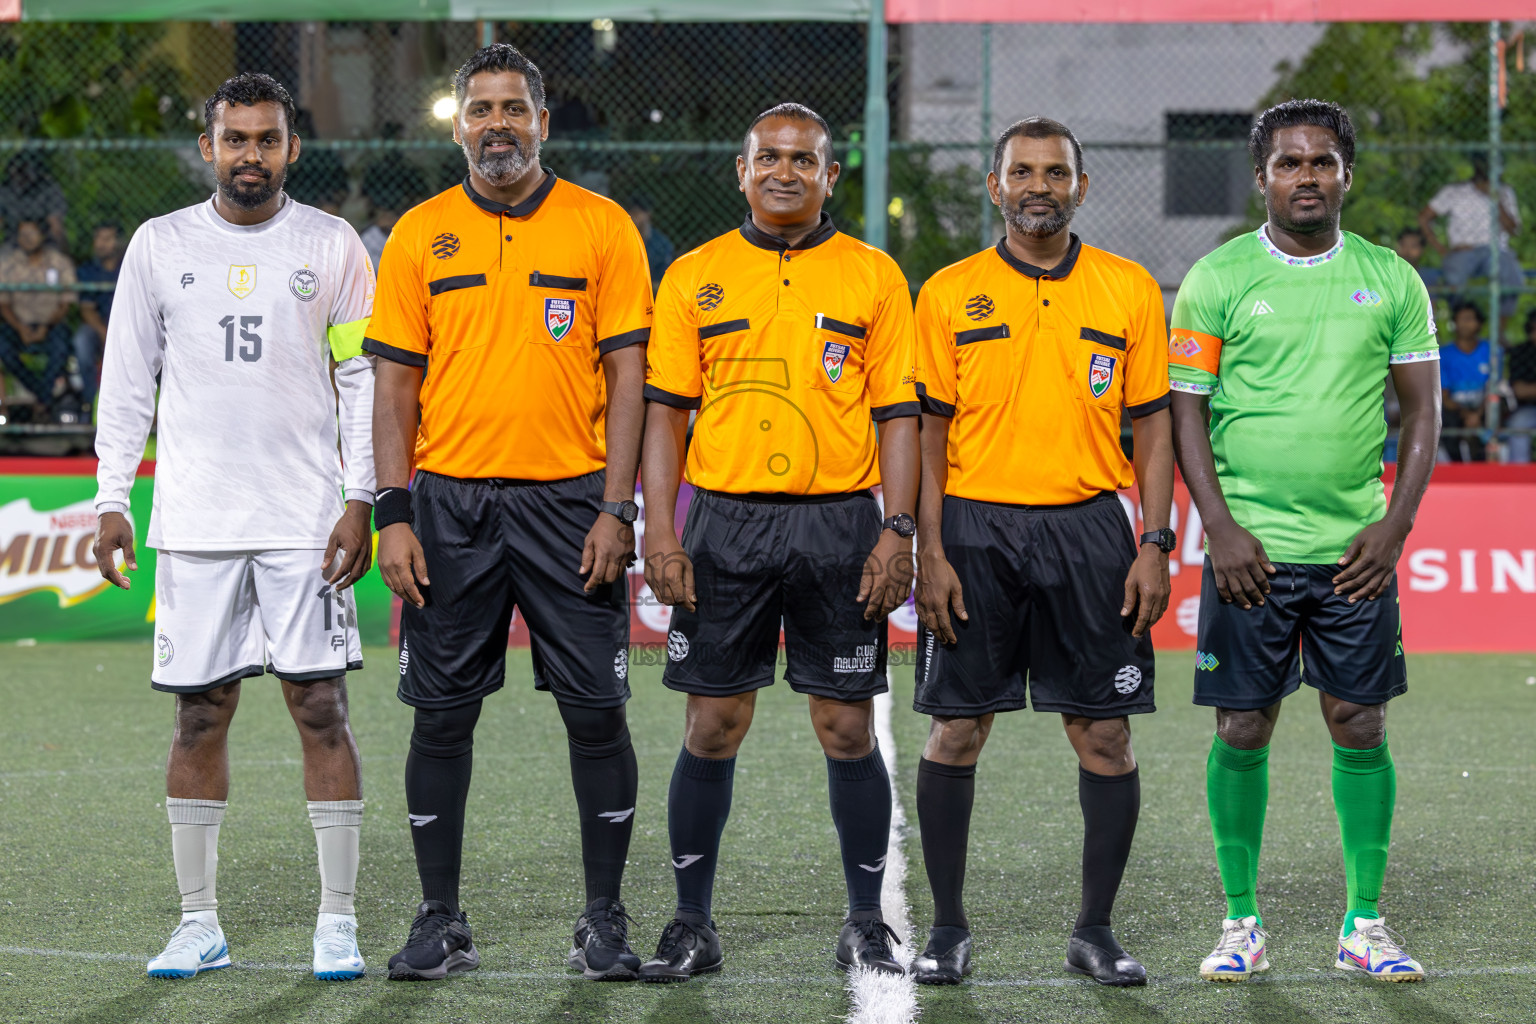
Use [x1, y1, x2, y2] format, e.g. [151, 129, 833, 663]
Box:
[662, 489, 888, 702]
[396, 470, 631, 711]
[914, 492, 1155, 719]
[1191, 559, 1406, 710]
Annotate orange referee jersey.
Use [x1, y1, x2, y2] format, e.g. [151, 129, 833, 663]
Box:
[645, 214, 917, 496]
[363, 171, 652, 480]
[916, 235, 1170, 505]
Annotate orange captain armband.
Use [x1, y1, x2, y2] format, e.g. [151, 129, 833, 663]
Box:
[1168, 329, 1222, 376]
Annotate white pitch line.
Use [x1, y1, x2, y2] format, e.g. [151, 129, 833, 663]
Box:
[843, 683, 919, 1024]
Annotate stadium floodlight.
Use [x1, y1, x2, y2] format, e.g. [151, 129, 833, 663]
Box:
[432, 96, 457, 121]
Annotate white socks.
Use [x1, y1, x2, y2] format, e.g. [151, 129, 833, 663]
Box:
[166, 798, 226, 915]
[308, 800, 364, 916]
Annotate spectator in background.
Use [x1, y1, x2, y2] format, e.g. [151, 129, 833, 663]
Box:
[0, 218, 75, 421]
[72, 222, 122, 416]
[0, 152, 68, 250]
[1501, 309, 1536, 462]
[1438, 300, 1492, 462]
[360, 162, 428, 272]
[626, 193, 673, 290]
[1394, 227, 1441, 291]
[1419, 154, 1522, 333]
[285, 109, 350, 216]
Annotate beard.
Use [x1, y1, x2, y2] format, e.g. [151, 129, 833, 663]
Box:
[1002, 188, 1078, 238]
[1269, 188, 1341, 235]
[218, 163, 284, 211]
[463, 128, 539, 188]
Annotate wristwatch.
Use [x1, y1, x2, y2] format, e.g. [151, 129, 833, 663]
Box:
[600, 499, 640, 524]
[1140, 528, 1177, 553]
[882, 513, 917, 539]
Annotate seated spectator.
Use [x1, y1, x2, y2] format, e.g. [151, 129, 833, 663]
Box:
[1419, 154, 1523, 332]
[1438, 301, 1492, 462]
[360, 162, 428, 272]
[626, 193, 674, 291]
[1394, 227, 1442, 290]
[72, 222, 122, 416]
[1502, 309, 1536, 462]
[0, 152, 68, 251]
[0, 218, 75, 421]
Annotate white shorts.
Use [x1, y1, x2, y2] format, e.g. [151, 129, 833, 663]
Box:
[151, 549, 363, 692]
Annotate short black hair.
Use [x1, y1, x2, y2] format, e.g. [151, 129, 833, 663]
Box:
[453, 44, 546, 114]
[1470, 151, 1490, 181]
[742, 103, 834, 167]
[1452, 299, 1486, 325]
[1525, 307, 1536, 335]
[1398, 227, 1425, 243]
[1248, 99, 1355, 172]
[94, 221, 121, 234]
[992, 116, 1083, 179]
[203, 72, 297, 137]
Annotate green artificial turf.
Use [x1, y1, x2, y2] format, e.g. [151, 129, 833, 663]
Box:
[1, 644, 1532, 1023]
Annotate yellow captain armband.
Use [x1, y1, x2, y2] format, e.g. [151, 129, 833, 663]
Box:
[328, 318, 369, 361]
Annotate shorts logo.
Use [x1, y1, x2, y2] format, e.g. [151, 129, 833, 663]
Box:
[822, 341, 849, 384]
[667, 630, 690, 662]
[1113, 665, 1142, 694]
[1169, 333, 1203, 359]
[227, 264, 256, 300]
[697, 282, 724, 311]
[1088, 353, 1116, 399]
[1350, 289, 1382, 306]
[398, 637, 410, 676]
[545, 297, 575, 342]
[613, 649, 629, 681]
[1196, 650, 1220, 671]
[432, 233, 460, 260]
[289, 268, 319, 302]
[156, 633, 174, 667]
[833, 644, 878, 674]
[964, 294, 994, 321]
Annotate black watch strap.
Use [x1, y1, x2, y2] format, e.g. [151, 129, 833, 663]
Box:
[1140, 528, 1176, 553]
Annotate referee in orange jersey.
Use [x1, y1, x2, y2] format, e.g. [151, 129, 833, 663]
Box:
[365, 45, 653, 982]
[909, 117, 1175, 987]
[639, 104, 918, 981]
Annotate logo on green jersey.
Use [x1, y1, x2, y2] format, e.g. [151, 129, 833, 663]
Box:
[1350, 289, 1382, 306]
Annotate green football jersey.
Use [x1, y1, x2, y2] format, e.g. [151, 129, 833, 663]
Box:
[1169, 225, 1437, 563]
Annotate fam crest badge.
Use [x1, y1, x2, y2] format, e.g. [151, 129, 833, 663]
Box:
[545, 297, 575, 341]
[228, 264, 257, 299]
[822, 341, 850, 384]
[1088, 352, 1116, 399]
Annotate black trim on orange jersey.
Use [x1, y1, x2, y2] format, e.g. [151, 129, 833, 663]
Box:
[955, 324, 1010, 346]
[916, 382, 956, 417]
[872, 401, 921, 421]
[816, 314, 866, 339]
[598, 327, 650, 355]
[1126, 391, 1172, 419]
[363, 338, 427, 367]
[699, 487, 874, 505]
[429, 273, 488, 296]
[529, 272, 588, 291]
[644, 383, 702, 410]
[1080, 327, 1126, 350]
[993, 233, 1082, 280]
[699, 318, 751, 340]
[738, 212, 837, 252]
[461, 168, 559, 217]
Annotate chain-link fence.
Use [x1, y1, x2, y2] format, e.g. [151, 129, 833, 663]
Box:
[1, 18, 1532, 458]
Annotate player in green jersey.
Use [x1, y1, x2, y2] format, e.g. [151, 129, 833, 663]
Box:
[1168, 100, 1441, 983]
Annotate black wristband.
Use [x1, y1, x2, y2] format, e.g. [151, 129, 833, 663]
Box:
[374, 487, 414, 530]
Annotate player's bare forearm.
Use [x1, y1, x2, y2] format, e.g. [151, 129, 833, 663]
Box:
[915, 413, 951, 557]
[600, 345, 646, 502]
[372, 360, 423, 490]
[1385, 360, 1441, 535]
[641, 402, 695, 610]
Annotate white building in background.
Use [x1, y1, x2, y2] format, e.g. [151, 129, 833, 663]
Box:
[900, 23, 1327, 286]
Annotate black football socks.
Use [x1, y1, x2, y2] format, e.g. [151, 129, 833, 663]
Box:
[668, 748, 737, 926]
[1074, 764, 1141, 951]
[916, 758, 976, 930]
[404, 701, 483, 915]
[827, 748, 892, 917]
[558, 702, 639, 905]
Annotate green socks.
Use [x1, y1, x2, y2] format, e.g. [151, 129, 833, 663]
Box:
[1206, 736, 1269, 923]
[1332, 740, 1395, 935]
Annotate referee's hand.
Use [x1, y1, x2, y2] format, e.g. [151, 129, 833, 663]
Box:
[860, 531, 915, 622]
[378, 522, 430, 608]
[915, 548, 967, 644]
[582, 513, 638, 594]
[644, 535, 696, 612]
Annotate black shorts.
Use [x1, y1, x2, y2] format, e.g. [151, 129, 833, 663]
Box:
[1191, 559, 1406, 710]
[396, 470, 630, 711]
[914, 493, 1155, 718]
[661, 489, 887, 702]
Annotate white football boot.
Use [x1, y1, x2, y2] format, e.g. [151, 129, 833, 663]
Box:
[313, 913, 366, 981]
[1336, 916, 1424, 982]
[147, 912, 231, 979]
[1198, 915, 1269, 981]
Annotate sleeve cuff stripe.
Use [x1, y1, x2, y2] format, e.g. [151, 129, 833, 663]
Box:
[362, 338, 427, 367]
[643, 383, 702, 410]
[871, 401, 920, 421]
[598, 327, 651, 355]
[1168, 380, 1216, 395]
[1127, 392, 1172, 418]
[1389, 350, 1440, 364]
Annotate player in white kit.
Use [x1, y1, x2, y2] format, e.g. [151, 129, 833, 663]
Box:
[91, 74, 377, 981]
